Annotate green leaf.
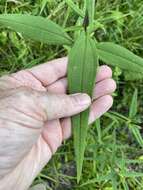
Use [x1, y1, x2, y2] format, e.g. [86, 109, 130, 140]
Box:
[65, 0, 84, 18]
[111, 176, 118, 190]
[129, 124, 143, 148]
[124, 71, 143, 81]
[39, 0, 48, 15]
[0, 14, 72, 45]
[96, 42, 143, 73]
[102, 121, 117, 136]
[95, 118, 102, 144]
[122, 181, 129, 190]
[85, 0, 95, 25]
[129, 89, 138, 118]
[68, 32, 98, 182]
[80, 173, 112, 187]
[108, 111, 129, 122]
[122, 171, 143, 178]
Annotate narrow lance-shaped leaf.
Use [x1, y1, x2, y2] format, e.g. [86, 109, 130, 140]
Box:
[129, 89, 138, 119]
[0, 14, 72, 45]
[68, 32, 98, 182]
[129, 124, 143, 148]
[124, 71, 143, 81]
[121, 171, 143, 178]
[65, 0, 84, 18]
[96, 42, 143, 73]
[95, 119, 102, 144]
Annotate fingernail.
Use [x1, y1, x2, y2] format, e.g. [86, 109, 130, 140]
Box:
[71, 93, 91, 106]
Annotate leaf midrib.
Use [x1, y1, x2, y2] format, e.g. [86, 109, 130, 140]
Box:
[76, 34, 87, 180]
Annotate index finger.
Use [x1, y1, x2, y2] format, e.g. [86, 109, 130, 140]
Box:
[29, 57, 68, 86]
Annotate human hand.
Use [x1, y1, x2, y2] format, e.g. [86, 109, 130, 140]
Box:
[0, 57, 116, 190]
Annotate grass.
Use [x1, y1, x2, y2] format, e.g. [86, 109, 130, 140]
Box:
[1, 0, 143, 189]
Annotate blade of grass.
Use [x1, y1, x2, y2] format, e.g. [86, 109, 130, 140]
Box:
[95, 119, 102, 144]
[129, 89, 138, 119]
[129, 124, 143, 147]
[80, 173, 112, 187]
[65, 0, 84, 18]
[39, 0, 48, 15]
[122, 171, 143, 178]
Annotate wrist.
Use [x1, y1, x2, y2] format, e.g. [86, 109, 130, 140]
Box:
[0, 137, 52, 190]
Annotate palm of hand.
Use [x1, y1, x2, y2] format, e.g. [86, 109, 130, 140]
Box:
[0, 57, 116, 190]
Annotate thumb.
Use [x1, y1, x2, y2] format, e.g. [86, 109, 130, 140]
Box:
[38, 92, 91, 120]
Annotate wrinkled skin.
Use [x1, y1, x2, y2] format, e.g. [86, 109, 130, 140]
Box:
[0, 57, 116, 190]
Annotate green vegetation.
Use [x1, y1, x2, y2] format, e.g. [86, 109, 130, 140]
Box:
[1, 0, 143, 189]
[68, 32, 98, 182]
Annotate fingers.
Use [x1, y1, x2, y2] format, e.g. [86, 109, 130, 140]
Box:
[60, 95, 113, 140]
[47, 65, 113, 94]
[60, 118, 71, 140]
[93, 78, 116, 100]
[47, 77, 116, 100]
[39, 92, 91, 120]
[89, 95, 113, 124]
[96, 65, 112, 82]
[29, 57, 68, 86]
[29, 58, 112, 89]
[47, 78, 67, 94]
